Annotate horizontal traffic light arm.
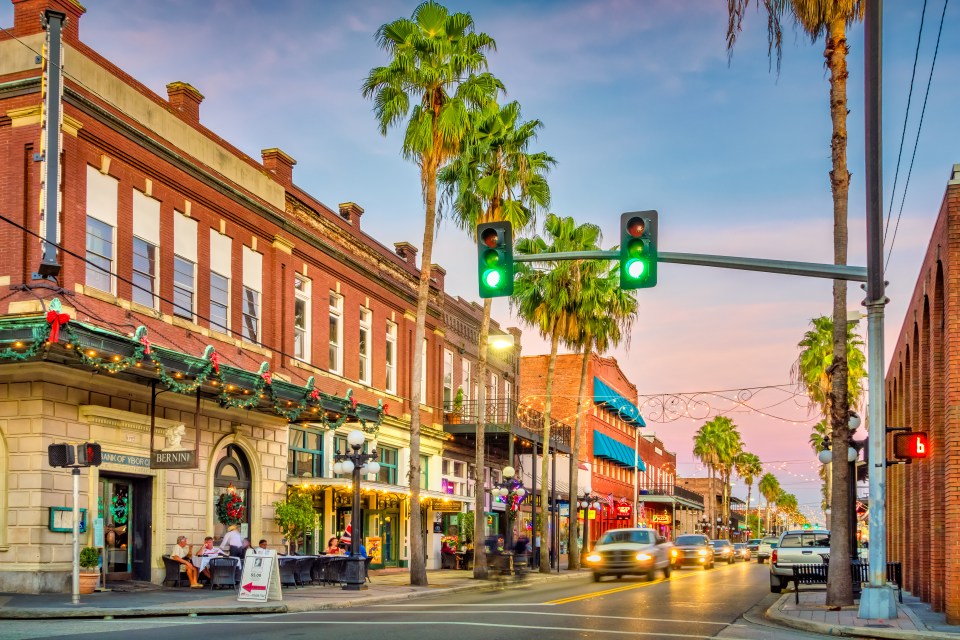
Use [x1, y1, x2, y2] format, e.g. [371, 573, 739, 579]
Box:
[514, 250, 868, 282]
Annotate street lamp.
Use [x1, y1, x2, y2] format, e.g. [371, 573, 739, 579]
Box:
[817, 411, 864, 568]
[578, 486, 602, 559]
[489, 465, 526, 550]
[332, 429, 379, 591]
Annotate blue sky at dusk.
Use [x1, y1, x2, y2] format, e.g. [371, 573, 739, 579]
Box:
[4, 0, 956, 521]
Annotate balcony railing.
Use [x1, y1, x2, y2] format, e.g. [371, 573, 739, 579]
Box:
[639, 483, 705, 508]
[443, 398, 571, 448]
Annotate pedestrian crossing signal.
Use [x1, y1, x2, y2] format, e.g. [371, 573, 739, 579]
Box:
[893, 432, 929, 459]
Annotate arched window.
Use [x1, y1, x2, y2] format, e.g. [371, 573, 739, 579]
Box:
[214, 444, 251, 532]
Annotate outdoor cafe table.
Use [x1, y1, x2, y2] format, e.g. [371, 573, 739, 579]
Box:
[191, 554, 240, 574]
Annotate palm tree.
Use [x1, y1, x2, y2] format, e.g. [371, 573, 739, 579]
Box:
[362, 1, 502, 586]
[727, 0, 865, 606]
[513, 214, 602, 573]
[735, 452, 763, 538]
[694, 416, 742, 538]
[759, 472, 781, 537]
[809, 419, 831, 514]
[439, 101, 555, 578]
[566, 264, 638, 568]
[693, 422, 720, 500]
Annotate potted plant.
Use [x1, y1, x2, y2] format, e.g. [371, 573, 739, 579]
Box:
[449, 387, 464, 424]
[78, 547, 100, 594]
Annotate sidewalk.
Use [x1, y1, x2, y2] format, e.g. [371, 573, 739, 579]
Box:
[0, 568, 589, 620]
[767, 590, 960, 639]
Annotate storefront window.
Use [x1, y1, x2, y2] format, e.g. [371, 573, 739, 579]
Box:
[289, 427, 323, 478]
[378, 446, 398, 484]
[420, 454, 429, 490]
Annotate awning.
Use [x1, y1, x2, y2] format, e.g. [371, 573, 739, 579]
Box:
[290, 478, 471, 503]
[593, 430, 646, 471]
[594, 378, 645, 428]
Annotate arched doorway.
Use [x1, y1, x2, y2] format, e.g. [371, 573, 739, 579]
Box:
[214, 444, 251, 538]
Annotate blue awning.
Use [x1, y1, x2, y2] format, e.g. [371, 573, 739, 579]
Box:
[594, 377, 646, 428]
[593, 430, 646, 471]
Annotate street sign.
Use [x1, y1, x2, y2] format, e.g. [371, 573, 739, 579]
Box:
[237, 549, 281, 602]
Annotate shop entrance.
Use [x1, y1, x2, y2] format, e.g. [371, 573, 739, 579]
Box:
[214, 445, 251, 539]
[99, 474, 152, 581]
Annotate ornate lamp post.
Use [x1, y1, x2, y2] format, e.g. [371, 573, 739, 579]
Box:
[577, 486, 602, 560]
[817, 410, 865, 567]
[490, 465, 526, 551]
[332, 429, 379, 591]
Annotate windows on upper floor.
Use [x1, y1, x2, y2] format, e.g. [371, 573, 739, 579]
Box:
[385, 320, 397, 394]
[358, 307, 371, 386]
[241, 246, 262, 343]
[209, 229, 233, 334]
[289, 427, 323, 478]
[294, 275, 311, 362]
[328, 292, 343, 375]
[85, 166, 118, 294]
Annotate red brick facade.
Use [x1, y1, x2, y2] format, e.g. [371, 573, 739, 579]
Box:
[884, 164, 959, 622]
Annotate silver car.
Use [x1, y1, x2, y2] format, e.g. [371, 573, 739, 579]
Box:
[585, 527, 674, 582]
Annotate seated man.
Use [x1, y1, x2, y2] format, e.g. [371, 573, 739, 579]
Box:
[170, 535, 203, 588]
[198, 535, 226, 580]
[256, 539, 269, 554]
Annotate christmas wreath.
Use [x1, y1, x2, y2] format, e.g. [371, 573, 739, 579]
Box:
[216, 490, 245, 526]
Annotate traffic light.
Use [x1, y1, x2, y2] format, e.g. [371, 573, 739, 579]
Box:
[477, 221, 514, 298]
[48, 443, 76, 467]
[619, 210, 658, 289]
[77, 442, 103, 467]
[893, 432, 929, 460]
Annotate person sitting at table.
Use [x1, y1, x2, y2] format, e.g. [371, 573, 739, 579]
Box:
[198, 535, 226, 579]
[238, 537, 252, 556]
[257, 539, 269, 554]
[343, 542, 367, 558]
[325, 536, 342, 555]
[441, 539, 457, 569]
[220, 523, 243, 553]
[170, 535, 204, 588]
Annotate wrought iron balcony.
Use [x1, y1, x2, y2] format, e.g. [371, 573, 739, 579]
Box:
[443, 398, 571, 450]
[639, 483, 705, 509]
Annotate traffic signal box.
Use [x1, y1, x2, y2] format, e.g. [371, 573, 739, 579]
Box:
[619, 210, 658, 289]
[48, 442, 103, 468]
[477, 221, 514, 298]
[893, 432, 929, 460]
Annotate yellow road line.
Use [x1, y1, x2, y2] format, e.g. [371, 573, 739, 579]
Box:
[545, 567, 712, 605]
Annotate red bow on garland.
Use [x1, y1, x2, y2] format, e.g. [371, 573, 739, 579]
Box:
[140, 337, 151, 355]
[350, 396, 358, 410]
[261, 371, 272, 385]
[45, 310, 70, 344]
[310, 388, 320, 401]
[382, 403, 389, 415]
[209, 351, 220, 373]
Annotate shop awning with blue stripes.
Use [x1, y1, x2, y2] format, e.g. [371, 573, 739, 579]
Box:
[593, 430, 646, 471]
[594, 377, 646, 428]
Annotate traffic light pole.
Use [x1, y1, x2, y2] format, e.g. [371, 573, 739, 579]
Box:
[514, 250, 868, 283]
[71, 466, 80, 605]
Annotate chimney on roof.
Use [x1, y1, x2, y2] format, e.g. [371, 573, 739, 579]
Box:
[338, 202, 364, 227]
[394, 242, 418, 267]
[430, 264, 446, 291]
[12, 0, 85, 43]
[261, 148, 296, 188]
[166, 82, 204, 124]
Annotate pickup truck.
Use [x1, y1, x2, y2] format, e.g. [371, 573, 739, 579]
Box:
[769, 529, 830, 592]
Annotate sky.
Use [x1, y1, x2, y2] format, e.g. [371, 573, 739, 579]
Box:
[3, 0, 957, 523]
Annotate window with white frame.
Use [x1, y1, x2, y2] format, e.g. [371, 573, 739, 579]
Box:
[294, 275, 311, 361]
[385, 321, 397, 394]
[328, 291, 343, 374]
[505, 380, 512, 407]
[209, 230, 232, 333]
[443, 349, 454, 409]
[441, 458, 469, 496]
[173, 212, 197, 320]
[85, 166, 118, 293]
[461, 360, 472, 403]
[489, 372, 499, 421]
[358, 307, 371, 385]
[131, 191, 160, 309]
[241, 246, 262, 343]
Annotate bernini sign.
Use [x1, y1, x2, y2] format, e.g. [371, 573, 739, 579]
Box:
[152, 423, 198, 469]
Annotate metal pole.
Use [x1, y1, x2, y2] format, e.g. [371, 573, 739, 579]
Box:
[859, 0, 897, 620]
[633, 429, 639, 528]
[35, 10, 65, 281]
[531, 438, 537, 569]
[71, 466, 79, 605]
[551, 442, 557, 570]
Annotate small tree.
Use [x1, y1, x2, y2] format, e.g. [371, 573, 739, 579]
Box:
[274, 491, 315, 554]
[79, 547, 100, 571]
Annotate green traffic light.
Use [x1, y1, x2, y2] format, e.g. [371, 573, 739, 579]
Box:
[483, 268, 503, 288]
[626, 258, 646, 279]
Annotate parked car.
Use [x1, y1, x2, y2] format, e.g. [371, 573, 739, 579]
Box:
[756, 536, 779, 564]
[746, 538, 762, 553]
[733, 543, 752, 561]
[670, 534, 714, 569]
[584, 527, 674, 582]
[769, 529, 831, 593]
[710, 539, 736, 564]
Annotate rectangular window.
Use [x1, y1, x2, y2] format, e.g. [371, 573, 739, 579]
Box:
[132, 237, 157, 308]
[377, 447, 399, 485]
[288, 428, 323, 478]
[420, 339, 428, 404]
[173, 256, 195, 319]
[461, 360, 472, 403]
[420, 454, 430, 490]
[209, 272, 229, 333]
[441, 458, 469, 495]
[85, 216, 113, 293]
[242, 286, 260, 342]
[385, 321, 397, 394]
[294, 275, 311, 361]
[328, 292, 343, 374]
[489, 373, 499, 421]
[358, 307, 371, 385]
[443, 350, 454, 409]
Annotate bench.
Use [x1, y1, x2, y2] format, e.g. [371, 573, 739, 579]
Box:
[852, 562, 903, 603]
[792, 564, 829, 603]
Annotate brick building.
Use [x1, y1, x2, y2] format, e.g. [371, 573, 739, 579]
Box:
[884, 164, 960, 623]
[0, 0, 477, 590]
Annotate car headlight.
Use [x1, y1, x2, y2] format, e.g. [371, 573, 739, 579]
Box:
[698, 549, 707, 556]
[721, 549, 730, 554]
[670, 549, 678, 557]
[636, 553, 652, 561]
[586, 553, 602, 563]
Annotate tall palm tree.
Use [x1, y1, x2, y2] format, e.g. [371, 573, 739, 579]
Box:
[566, 264, 638, 568]
[759, 472, 781, 537]
[693, 422, 720, 500]
[714, 418, 744, 539]
[439, 101, 555, 578]
[727, 0, 865, 606]
[735, 452, 763, 538]
[362, 1, 502, 586]
[513, 214, 602, 573]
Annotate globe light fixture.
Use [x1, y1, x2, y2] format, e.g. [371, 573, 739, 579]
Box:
[332, 430, 378, 591]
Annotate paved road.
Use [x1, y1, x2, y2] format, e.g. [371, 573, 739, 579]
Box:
[5, 562, 833, 639]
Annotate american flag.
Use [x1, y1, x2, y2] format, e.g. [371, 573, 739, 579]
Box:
[605, 494, 615, 507]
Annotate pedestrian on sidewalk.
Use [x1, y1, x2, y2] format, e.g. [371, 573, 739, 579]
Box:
[170, 535, 204, 588]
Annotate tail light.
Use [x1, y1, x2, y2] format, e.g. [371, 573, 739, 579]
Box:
[771, 550, 778, 564]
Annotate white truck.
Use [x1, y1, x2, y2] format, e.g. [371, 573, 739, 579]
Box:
[769, 529, 831, 593]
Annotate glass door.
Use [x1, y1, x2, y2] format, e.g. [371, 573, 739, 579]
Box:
[379, 511, 399, 567]
[99, 477, 133, 580]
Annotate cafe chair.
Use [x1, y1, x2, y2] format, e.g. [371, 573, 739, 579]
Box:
[161, 555, 189, 587]
[208, 557, 238, 590]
